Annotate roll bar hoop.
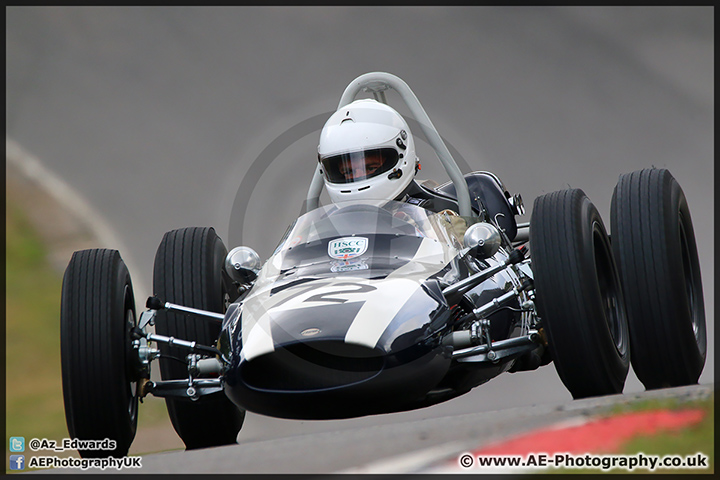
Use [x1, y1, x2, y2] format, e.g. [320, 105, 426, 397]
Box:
[306, 72, 473, 217]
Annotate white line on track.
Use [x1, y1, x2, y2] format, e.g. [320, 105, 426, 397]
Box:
[6, 137, 149, 304]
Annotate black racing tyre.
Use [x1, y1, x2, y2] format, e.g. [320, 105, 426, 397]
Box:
[530, 189, 629, 399]
[153, 227, 245, 449]
[61, 249, 138, 458]
[611, 168, 706, 389]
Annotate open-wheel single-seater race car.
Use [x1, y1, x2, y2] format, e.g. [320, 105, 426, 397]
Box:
[60, 72, 706, 458]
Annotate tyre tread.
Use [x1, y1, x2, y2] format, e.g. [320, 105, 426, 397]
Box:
[612, 168, 705, 388]
[153, 227, 244, 449]
[61, 249, 136, 457]
[530, 189, 628, 398]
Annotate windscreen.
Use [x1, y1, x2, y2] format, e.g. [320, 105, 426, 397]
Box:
[276, 200, 451, 249]
[234, 201, 475, 368]
[246, 200, 468, 293]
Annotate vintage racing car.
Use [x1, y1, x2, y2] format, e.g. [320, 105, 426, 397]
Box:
[60, 72, 706, 458]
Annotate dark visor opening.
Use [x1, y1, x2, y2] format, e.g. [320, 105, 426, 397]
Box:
[320, 148, 399, 184]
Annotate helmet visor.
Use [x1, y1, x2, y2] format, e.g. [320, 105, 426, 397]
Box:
[320, 148, 399, 184]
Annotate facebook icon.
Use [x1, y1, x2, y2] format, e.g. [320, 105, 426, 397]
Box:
[9, 455, 25, 470]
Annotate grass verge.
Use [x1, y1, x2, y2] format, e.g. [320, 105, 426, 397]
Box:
[614, 395, 713, 474]
[6, 192, 179, 473]
[550, 394, 714, 475]
[6, 197, 69, 445]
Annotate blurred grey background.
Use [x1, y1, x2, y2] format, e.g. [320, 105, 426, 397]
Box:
[6, 6, 713, 445]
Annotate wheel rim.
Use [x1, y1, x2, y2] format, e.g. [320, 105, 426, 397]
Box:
[678, 214, 705, 353]
[124, 286, 139, 425]
[593, 223, 627, 356]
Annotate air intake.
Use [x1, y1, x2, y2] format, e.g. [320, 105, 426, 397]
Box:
[241, 340, 384, 391]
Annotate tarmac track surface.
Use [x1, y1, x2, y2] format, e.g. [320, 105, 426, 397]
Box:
[6, 6, 713, 472]
[62, 384, 718, 474]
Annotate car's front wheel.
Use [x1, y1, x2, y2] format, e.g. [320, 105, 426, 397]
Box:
[530, 189, 629, 399]
[60, 249, 139, 458]
[153, 227, 245, 449]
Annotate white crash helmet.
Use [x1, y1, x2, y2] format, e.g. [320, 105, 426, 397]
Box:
[318, 99, 418, 203]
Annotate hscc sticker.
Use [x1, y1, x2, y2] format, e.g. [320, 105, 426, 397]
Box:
[328, 237, 368, 260]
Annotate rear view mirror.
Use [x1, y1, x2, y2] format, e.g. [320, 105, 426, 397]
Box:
[225, 246, 261, 284]
[463, 222, 501, 259]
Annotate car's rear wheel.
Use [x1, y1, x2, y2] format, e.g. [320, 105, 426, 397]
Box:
[153, 227, 245, 449]
[61, 249, 138, 458]
[611, 168, 706, 389]
[530, 189, 629, 399]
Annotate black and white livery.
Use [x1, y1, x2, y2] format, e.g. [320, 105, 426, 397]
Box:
[60, 72, 706, 457]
